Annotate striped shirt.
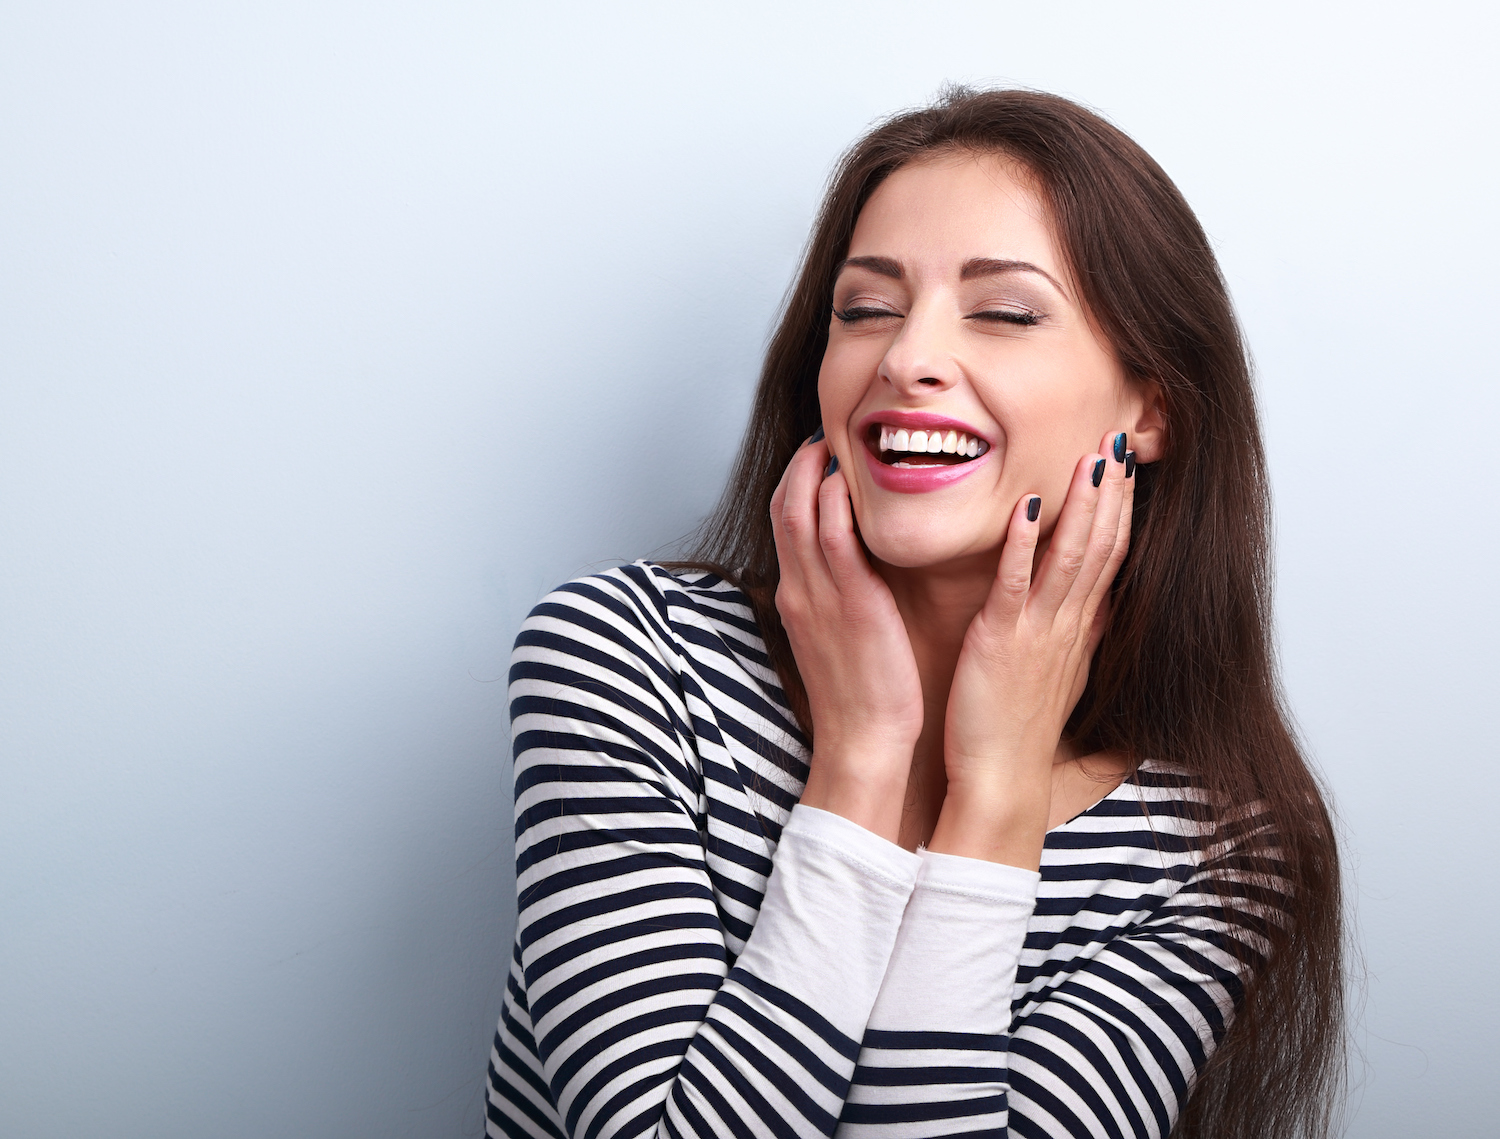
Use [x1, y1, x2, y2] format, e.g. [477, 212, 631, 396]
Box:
[485, 562, 1281, 1139]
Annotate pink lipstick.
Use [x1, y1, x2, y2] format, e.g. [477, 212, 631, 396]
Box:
[855, 410, 994, 494]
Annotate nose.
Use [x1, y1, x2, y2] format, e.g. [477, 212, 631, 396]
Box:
[877, 301, 962, 397]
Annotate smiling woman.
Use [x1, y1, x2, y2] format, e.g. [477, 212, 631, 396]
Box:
[820, 154, 1164, 568]
[484, 88, 1343, 1139]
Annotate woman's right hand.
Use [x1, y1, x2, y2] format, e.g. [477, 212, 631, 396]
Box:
[770, 433, 923, 843]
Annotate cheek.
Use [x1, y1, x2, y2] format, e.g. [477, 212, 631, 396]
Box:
[815, 344, 881, 455]
[987, 389, 1112, 505]
[993, 353, 1126, 454]
[815, 346, 852, 420]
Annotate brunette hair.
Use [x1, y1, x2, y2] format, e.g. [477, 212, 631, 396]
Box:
[682, 86, 1343, 1138]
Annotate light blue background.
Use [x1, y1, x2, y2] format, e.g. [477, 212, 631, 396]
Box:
[2, 3, 1495, 1136]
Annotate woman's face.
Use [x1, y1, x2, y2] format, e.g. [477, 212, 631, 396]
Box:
[818, 150, 1162, 570]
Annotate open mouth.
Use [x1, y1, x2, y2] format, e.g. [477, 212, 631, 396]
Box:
[867, 424, 990, 468]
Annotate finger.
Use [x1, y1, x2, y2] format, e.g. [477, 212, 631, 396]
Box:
[1117, 449, 1137, 553]
[1028, 451, 1106, 619]
[1070, 430, 1130, 602]
[770, 433, 830, 593]
[982, 492, 1043, 626]
[1086, 592, 1109, 656]
[816, 460, 879, 591]
[1085, 445, 1137, 618]
[769, 428, 826, 519]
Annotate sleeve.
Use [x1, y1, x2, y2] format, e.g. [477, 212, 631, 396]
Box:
[837, 850, 1040, 1138]
[1002, 829, 1281, 1138]
[510, 581, 922, 1139]
[837, 824, 1281, 1139]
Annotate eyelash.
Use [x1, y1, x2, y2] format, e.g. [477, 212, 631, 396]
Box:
[833, 306, 1042, 326]
[832, 306, 896, 324]
[969, 309, 1041, 327]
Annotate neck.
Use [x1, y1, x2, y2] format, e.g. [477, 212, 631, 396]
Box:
[875, 534, 1057, 690]
[873, 539, 1089, 849]
[873, 550, 990, 848]
[876, 549, 999, 671]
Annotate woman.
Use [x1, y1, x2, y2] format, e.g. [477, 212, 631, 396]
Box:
[485, 88, 1343, 1139]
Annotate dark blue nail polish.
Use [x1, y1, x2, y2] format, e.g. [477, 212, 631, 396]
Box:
[808, 425, 825, 444]
[824, 456, 839, 477]
[1113, 432, 1127, 463]
[1091, 458, 1105, 487]
[1027, 496, 1041, 522]
[1125, 451, 1136, 478]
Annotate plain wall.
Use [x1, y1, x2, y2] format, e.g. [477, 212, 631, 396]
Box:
[2, 3, 1496, 1136]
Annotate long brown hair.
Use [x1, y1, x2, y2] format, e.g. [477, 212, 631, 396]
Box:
[683, 86, 1343, 1138]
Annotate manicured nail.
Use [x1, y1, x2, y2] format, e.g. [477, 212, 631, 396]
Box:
[1027, 496, 1041, 522]
[824, 456, 839, 477]
[1125, 451, 1136, 478]
[808, 425, 825, 444]
[1113, 432, 1127, 463]
[1091, 458, 1105, 487]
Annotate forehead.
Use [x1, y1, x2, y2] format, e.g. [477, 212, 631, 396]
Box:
[847, 151, 1064, 276]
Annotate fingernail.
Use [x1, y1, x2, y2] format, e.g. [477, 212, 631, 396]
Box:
[808, 425, 825, 444]
[1091, 458, 1105, 487]
[1125, 451, 1137, 478]
[1113, 432, 1127, 463]
[1027, 496, 1041, 522]
[824, 456, 839, 477]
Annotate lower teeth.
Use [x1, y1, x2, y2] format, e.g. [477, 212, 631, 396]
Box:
[888, 456, 966, 468]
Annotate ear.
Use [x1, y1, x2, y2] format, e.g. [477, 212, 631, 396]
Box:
[1127, 381, 1168, 464]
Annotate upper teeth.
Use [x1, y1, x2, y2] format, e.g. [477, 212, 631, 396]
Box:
[878, 425, 986, 458]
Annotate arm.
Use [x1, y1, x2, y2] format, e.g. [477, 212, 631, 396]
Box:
[836, 432, 1239, 1136]
[511, 577, 922, 1139]
[770, 429, 1217, 1135]
[1006, 818, 1281, 1137]
[839, 850, 1040, 1138]
[837, 796, 1282, 1139]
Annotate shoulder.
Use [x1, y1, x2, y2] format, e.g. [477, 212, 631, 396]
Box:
[511, 561, 784, 709]
[516, 561, 763, 660]
[1046, 759, 1277, 877]
[1120, 759, 1289, 918]
[507, 562, 800, 815]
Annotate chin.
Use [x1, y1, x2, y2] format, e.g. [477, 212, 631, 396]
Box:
[856, 516, 997, 570]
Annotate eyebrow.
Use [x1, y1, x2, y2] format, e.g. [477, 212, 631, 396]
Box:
[835, 255, 903, 279]
[834, 255, 1066, 295]
[960, 257, 1066, 294]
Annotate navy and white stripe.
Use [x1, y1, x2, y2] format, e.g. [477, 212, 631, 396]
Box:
[486, 562, 1283, 1139]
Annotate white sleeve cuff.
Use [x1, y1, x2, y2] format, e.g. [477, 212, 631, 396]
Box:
[867, 850, 1040, 1034]
[732, 804, 921, 1038]
[786, 804, 924, 887]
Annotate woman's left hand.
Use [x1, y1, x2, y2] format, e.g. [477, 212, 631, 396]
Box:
[928, 431, 1136, 868]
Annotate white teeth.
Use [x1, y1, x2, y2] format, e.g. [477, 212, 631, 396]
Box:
[875, 423, 988, 460]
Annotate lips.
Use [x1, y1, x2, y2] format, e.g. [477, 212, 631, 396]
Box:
[855, 410, 994, 494]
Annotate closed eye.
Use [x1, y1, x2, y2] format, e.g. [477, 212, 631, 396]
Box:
[967, 309, 1042, 326]
[833, 306, 902, 324]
